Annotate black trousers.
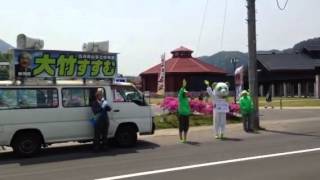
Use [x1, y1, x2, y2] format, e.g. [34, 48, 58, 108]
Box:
[94, 113, 109, 147]
[178, 115, 190, 133]
[242, 114, 252, 132]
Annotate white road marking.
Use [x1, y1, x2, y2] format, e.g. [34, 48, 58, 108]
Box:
[95, 147, 320, 180]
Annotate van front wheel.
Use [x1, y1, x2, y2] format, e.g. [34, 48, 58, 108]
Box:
[12, 133, 42, 157]
[115, 126, 137, 148]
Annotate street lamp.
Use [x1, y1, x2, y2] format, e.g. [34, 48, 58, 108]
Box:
[230, 58, 239, 103]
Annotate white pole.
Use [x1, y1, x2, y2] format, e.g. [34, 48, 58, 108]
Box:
[163, 53, 166, 96]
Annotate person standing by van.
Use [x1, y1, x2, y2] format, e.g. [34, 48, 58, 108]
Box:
[91, 90, 111, 151]
[178, 79, 191, 143]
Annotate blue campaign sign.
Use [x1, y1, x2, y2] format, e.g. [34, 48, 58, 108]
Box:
[13, 49, 117, 79]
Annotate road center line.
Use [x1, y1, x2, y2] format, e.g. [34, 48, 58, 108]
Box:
[95, 147, 320, 180]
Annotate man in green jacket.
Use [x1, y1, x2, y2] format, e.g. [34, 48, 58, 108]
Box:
[239, 90, 254, 132]
[178, 79, 191, 143]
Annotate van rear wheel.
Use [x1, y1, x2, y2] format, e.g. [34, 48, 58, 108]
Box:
[115, 126, 137, 148]
[12, 133, 42, 157]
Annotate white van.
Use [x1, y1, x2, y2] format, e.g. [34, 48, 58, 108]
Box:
[0, 81, 155, 156]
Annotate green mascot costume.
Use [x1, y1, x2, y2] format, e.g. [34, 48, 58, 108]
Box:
[239, 90, 254, 132]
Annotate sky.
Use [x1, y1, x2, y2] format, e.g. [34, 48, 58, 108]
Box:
[0, 0, 319, 76]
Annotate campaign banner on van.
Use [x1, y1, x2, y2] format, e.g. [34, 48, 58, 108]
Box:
[13, 49, 117, 79]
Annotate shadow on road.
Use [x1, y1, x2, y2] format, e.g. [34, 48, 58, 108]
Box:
[184, 141, 201, 146]
[0, 140, 160, 166]
[221, 137, 243, 141]
[263, 129, 320, 138]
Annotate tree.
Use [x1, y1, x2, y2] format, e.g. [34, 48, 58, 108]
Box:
[0, 52, 12, 62]
[0, 52, 4, 62]
[0, 52, 11, 80]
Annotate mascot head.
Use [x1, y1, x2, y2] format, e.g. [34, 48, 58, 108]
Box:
[212, 82, 229, 98]
[240, 90, 249, 97]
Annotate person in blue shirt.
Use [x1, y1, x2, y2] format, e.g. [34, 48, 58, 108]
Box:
[91, 90, 111, 151]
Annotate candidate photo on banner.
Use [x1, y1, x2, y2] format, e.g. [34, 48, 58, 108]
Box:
[15, 51, 33, 78]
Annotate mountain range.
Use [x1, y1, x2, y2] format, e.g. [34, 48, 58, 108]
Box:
[199, 50, 279, 75]
[198, 37, 320, 75]
[200, 51, 248, 75]
[0, 39, 13, 53]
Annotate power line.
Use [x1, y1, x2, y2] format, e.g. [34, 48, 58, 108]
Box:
[276, 0, 289, 10]
[220, 0, 229, 50]
[195, 0, 209, 55]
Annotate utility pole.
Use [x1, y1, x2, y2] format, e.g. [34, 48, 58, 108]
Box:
[247, 0, 260, 130]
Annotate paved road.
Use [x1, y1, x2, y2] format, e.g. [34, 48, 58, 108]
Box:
[127, 151, 320, 180]
[0, 109, 320, 180]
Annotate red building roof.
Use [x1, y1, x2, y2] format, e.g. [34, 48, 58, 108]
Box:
[141, 46, 226, 75]
[171, 46, 193, 53]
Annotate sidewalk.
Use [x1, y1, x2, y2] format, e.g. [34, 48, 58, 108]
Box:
[143, 116, 320, 139]
[152, 105, 320, 115]
[259, 106, 320, 109]
[141, 116, 320, 147]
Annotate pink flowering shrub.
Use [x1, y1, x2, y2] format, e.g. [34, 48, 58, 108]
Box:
[203, 103, 214, 115]
[161, 97, 240, 117]
[161, 97, 178, 113]
[227, 103, 241, 118]
[229, 103, 240, 113]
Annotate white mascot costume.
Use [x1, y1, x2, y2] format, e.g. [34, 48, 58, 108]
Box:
[205, 80, 230, 139]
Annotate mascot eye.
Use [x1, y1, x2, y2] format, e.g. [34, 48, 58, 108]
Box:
[218, 87, 222, 91]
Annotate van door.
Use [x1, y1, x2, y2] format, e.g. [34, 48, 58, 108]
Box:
[109, 85, 152, 135]
[59, 87, 105, 140]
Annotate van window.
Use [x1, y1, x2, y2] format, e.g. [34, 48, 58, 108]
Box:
[112, 85, 146, 105]
[62, 88, 105, 107]
[0, 88, 58, 109]
[113, 88, 125, 102]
